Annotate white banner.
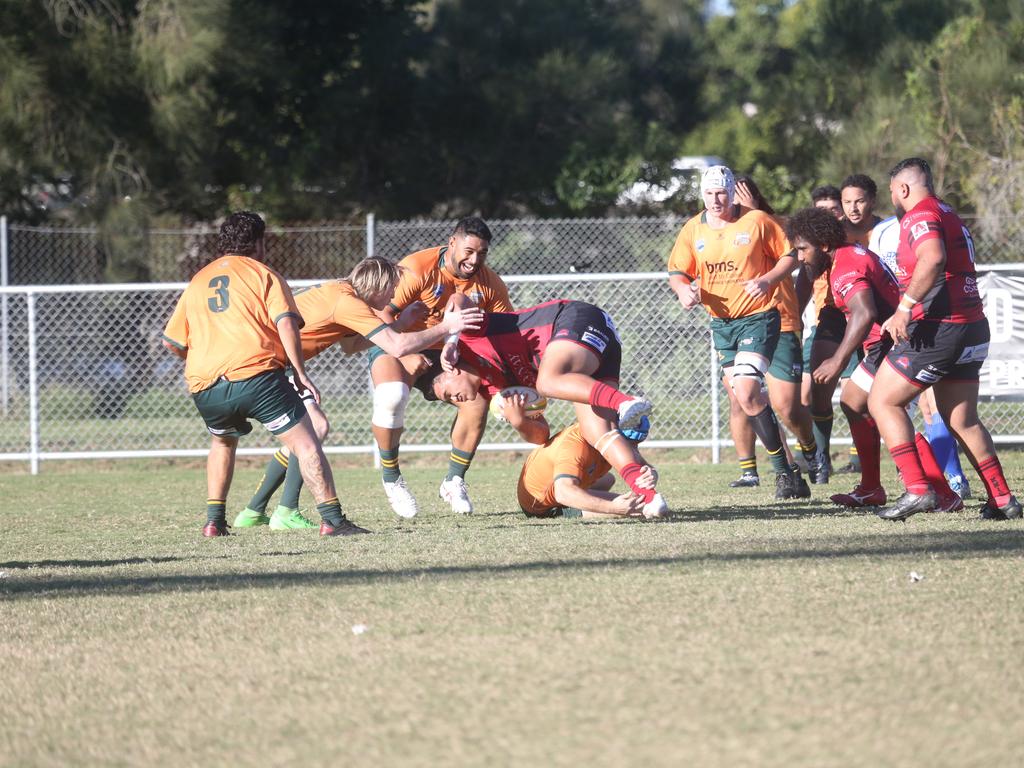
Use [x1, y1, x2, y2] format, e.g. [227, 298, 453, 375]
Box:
[980, 271, 1024, 398]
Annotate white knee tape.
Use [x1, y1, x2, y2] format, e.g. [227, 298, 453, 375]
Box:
[372, 381, 410, 429]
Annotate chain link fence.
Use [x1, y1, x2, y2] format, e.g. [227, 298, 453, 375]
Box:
[2, 272, 1022, 473]
[6, 215, 1023, 286]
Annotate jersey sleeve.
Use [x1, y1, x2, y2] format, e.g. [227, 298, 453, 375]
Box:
[903, 210, 943, 252]
[761, 215, 793, 262]
[333, 291, 388, 339]
[830, 250, 871, 309]
[161, 292, 189, 350]
[388, 265, 428, 313]
[265, 267, 303, 328]
[667, 225, 697, 280]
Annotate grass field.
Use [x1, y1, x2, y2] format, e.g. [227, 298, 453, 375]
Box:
[2, 451, 1023, 767]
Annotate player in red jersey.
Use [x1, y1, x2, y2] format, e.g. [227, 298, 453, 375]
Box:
[429, 297, 668, 518]
[870, 158, 1020, 521]
[786, 207, 963, 513]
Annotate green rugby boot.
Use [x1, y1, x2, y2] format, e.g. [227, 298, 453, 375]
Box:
[269, 505, 317, 530]
[233, 507, 270, 528]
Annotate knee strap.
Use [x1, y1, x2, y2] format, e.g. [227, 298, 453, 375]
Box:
[372, 381, 410, 429]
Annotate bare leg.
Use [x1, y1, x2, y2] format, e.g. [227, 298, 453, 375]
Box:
[207, 435, 237, 501]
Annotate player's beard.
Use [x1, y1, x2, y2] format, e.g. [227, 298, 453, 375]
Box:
[893, 201, 907, 220]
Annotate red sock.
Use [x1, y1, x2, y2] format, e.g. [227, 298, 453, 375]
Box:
[889, 442, 930, 494]
[619, 462, 655, 503]
[914, 433, 955, 499]
[589, 381, 630, 411]
[849, 415, 881, 489]
[977, 455, 1012, 507]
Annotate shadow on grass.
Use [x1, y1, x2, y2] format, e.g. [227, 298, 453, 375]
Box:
[3, 529, 1023, 601]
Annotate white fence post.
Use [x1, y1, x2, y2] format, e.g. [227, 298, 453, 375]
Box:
[27, 291, 39, 475]
[1, 215, 8, 417]
[710, 331, 720, 464]
[366, 212, 375, 258]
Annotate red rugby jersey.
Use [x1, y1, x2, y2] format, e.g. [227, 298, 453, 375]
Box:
[895, 196, 984, 323]
[829, 243, 900, 350]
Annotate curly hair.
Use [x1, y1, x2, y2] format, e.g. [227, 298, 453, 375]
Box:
[216, 212, 266, 257]
[840, 173, 877, 199]
[785, 206, 847, 251]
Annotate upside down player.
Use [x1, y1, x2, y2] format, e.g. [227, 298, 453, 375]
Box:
[428, 297, 669, 518]
[233, 256, 483, 527]
[786, 206, 963, 513]
[869, 157, 1020, 521]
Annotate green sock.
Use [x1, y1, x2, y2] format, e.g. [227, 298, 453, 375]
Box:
[206, 499, 226, 525]
[280, 453, 304, 509]
[799, 440, 818, 466]
[247, 450, 289, 513]
[316, 497, 343, 526]
[738, 456, 758, 477]
[446, 448, 475, 480]
[379, 447, 401, 483]
[811, 411, 834, 456]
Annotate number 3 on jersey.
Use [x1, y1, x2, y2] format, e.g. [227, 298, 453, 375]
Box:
[208, 276, 230, 312]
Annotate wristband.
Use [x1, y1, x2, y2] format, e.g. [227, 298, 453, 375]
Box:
[898, 293, 919, 313]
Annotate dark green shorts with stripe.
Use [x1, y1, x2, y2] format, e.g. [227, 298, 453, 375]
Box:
[711, 308, 781, 370]
[192, 368, 306, 438]
[767, 331, 803, 383]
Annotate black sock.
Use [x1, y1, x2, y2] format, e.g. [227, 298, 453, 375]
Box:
[751, 407, 791, 474]
[279, 454, 304, 509]
[317, 498, 344, 527]
[738, 456, 758, 477]
[247, 450, 289, 513]
[206, 499, 226, 525]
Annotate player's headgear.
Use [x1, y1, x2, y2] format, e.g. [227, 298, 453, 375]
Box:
[701, 166, 736, 204]
[619, 415, 650, 443]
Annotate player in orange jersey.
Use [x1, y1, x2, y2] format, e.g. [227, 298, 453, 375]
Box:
[161, 212, 367, 538]
[668, 166, 809, 499]
[232, 256, 483, 527]
[367, 217, 513, 516]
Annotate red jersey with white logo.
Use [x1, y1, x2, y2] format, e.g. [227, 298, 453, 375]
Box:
[829, 244, 900, 350]
[896, 197, 984, 324]
[457, 300, 568, 396]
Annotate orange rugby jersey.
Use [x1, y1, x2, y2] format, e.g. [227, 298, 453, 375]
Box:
[518, 424, 611, 512]
[769, 215, 801, 334]
[162, 255, 301, 394]
[668, 208, 793, 320]
[293, 280, 388, 360]
[388, 246, 512, 335]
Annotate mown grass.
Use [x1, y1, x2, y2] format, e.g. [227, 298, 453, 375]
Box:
[2, 451, 1023, 767]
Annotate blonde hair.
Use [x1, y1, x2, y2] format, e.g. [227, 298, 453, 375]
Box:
[346, 256, 402, 302]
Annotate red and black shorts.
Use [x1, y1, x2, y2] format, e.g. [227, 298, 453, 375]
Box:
[848, 338, 893, 393]
[884, 318, 990, 388]
[549, 301, 623, 382]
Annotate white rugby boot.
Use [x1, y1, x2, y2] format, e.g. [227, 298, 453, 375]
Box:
[383, 476, 420, 519]
[617, 398, 652, 430]
[439, 476, 474, 514]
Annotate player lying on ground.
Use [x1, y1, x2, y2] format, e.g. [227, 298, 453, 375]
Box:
[233, 256, 484, 527]
[868, 157, 1019, 521]
[513, 405, 660, 519]
[428, 296, 669, 518]
[161, 212, 366, 538]
[786, 206, 962, 513]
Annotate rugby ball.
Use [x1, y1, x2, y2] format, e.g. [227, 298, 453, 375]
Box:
[489, 386, 548, 423]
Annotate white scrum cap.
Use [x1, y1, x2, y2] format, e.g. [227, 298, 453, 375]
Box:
[700, 165, 736, 203]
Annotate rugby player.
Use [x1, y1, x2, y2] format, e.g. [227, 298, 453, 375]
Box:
[375, 217, 512, 516]
[869, 157, 1019, 521]
[723, 174, 819, 494]
[786, 207, 962, 513]
[428, 298, 668, 518]
[668, 166, 807, 499]
[233, 256, 483, 527]
[161, 212, 368, 538]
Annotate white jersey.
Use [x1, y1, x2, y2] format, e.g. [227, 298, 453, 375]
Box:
[868, 215, 900, 275]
